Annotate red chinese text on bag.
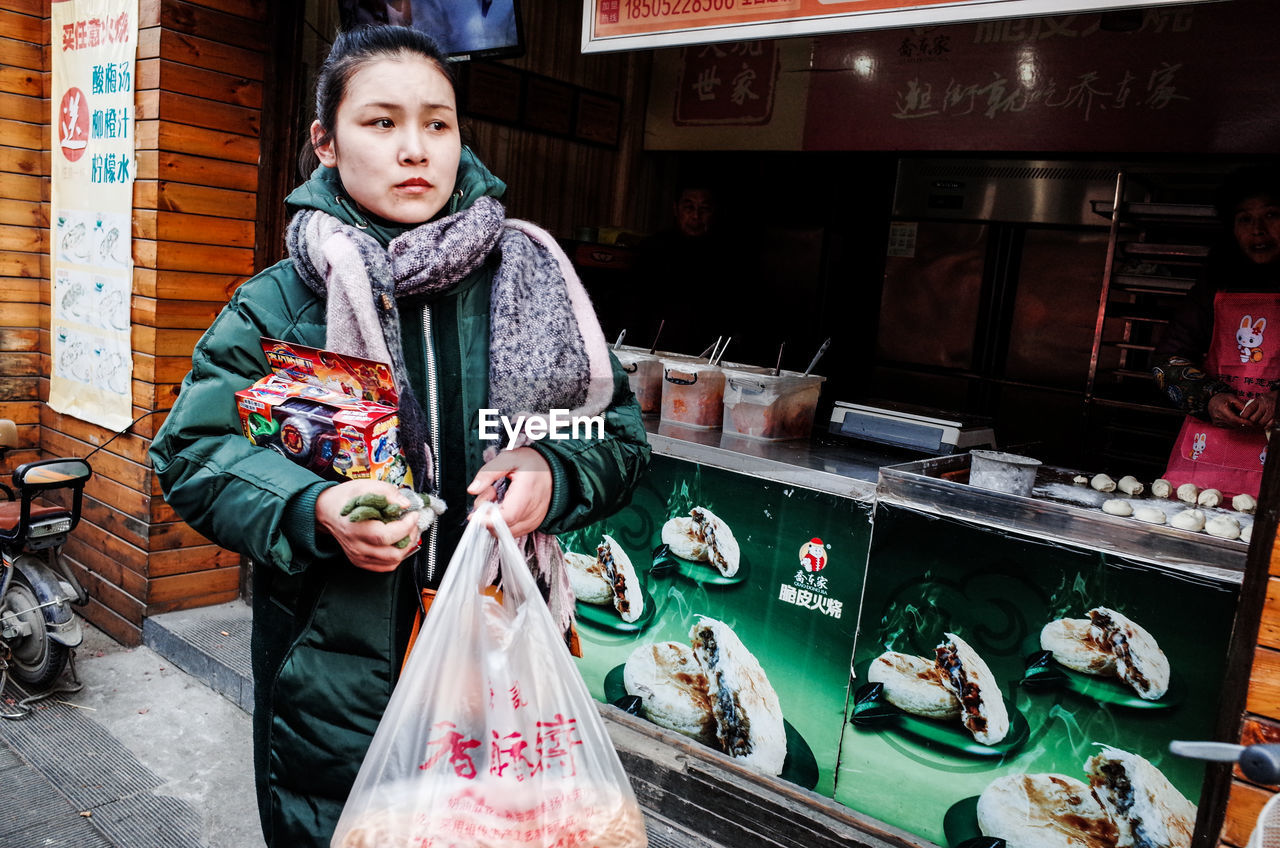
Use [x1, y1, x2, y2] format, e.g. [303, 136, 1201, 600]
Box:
[331, 503, 648, 848]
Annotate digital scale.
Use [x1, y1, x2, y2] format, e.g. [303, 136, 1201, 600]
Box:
[828, 400, 997, 456]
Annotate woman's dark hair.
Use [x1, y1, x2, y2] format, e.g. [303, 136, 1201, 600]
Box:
[298, 26, 456, 177]
[1216, 164, 1280, 222]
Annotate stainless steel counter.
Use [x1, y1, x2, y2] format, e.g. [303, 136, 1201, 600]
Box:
[878, 454, 1247, 584]
[644, 420, 1246, 584]
[643, 419, 882, 502]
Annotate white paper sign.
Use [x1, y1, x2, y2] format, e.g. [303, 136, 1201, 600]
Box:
[49, 0, 138, 432]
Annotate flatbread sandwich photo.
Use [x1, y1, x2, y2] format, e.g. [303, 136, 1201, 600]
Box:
[866, 651, 961, 720]
[565, 534, 644, 623]
[1039, 607, 1170, 700]
[1085, 745, 1195, 848]
[935, 633, 1010, 746]
[623, 616, 787, 776]
[976, 772, 1119, 848]
[692, 615, 787, 775]
[972, 745, 1195, 848]
[661, 506, 741, 577]
[1040, 617, 1116, 676]
[622, 641, 718, 746]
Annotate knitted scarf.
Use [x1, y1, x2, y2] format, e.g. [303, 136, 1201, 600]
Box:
[286, 195, 614, 636]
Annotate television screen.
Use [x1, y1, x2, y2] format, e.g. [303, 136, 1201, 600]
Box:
[338, 0, 524, 61]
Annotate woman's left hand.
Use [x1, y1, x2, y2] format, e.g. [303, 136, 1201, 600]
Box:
[467, 447, 552, 536]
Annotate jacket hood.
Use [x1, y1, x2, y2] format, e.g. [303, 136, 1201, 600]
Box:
[284, 146, 508, 245]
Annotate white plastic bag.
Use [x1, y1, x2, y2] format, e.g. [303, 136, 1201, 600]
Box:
[331, 503, 649, 848]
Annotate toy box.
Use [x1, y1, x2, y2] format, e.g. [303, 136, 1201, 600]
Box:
[235, 339, 410, 486]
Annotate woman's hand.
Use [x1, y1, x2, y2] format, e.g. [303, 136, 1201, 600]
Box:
[1239, 389, 1279, 428]
[467, 447, 552, 537]
[316, 479, 420, 573]
[1208, 391, 1275, 429]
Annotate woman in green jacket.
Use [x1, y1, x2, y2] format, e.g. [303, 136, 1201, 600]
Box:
[149, 26, 649, 847]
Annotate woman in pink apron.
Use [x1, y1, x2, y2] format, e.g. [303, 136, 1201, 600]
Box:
[1154, 166, 1280, 499]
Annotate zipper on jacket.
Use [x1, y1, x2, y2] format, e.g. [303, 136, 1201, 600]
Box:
[422, 303, 442, 584]
[335, 194, 369, 229]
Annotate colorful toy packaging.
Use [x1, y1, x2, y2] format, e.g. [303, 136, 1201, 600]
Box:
[235, 338, 411, 487]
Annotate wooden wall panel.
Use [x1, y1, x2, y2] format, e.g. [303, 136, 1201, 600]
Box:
[123, 0, 267, 628]
[0, 2, 45, 478]
[0, 0, 270, 645]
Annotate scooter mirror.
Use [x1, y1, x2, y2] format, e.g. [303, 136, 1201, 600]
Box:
[18, 459, 92, 488]
[0, 419, 16, 449]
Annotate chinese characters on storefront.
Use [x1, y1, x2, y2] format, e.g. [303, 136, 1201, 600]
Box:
[889, 9, 1191, 124]
[675, 40, 778, 125]
[49, 0, 138, 432]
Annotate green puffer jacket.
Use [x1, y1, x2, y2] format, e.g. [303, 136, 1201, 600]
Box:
[149, 151, 650, 847]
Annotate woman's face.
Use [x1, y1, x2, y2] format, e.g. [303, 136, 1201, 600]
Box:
[1233, 195, 1280, 265]
[312, 54, 461, 224]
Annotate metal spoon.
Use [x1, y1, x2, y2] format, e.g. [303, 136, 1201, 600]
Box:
[773, 342, 786, 376]
[803, 337, 831, 376]
[613, 329, 626, 350]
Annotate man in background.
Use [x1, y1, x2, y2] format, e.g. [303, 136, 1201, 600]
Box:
[632, 185, 757, 356]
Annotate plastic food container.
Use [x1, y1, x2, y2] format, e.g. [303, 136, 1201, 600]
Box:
[968, 450, 1041, 497]
[659, 357, 727, 429]
[722, 370, 826, 440]
[614, 346, 662, 414]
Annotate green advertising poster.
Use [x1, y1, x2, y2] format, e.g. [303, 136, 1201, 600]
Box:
[568, 454, 872, 796]
[835, 502, 1239, 847]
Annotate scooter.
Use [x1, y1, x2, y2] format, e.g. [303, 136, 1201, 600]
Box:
[0, 418, 92, 700]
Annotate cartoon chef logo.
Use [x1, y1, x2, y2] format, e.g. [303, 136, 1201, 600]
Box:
[799, 538, 827, 572]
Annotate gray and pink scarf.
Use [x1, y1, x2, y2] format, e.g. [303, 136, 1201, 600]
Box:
[286, 195, 613, 635]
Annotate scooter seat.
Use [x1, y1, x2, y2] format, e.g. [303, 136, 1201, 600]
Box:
[0, 500, 68, 533]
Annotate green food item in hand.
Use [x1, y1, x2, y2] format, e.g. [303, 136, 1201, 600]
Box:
[340, 490, 430, 552]
[353, 492, 390, 511]
[344, 505, 383, 523]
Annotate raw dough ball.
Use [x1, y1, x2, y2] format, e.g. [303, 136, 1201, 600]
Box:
[1151, 478, 1173, 499]
[1176, 483, 1200, 505]
[1118, 476, 1145, 496]
[1102, 499, 1133, 517]
[1233, 493, 1258, 514]
[1073, 475, 1089, 486]
[1091, 474, 1117, 493]
[1169, 509, 1206, 532]
[1242, 524, 1254, 544]
[1197, 488, 1223, 508]
[1205, 515, 1241, 540]
[1133, 506, 1166, 524]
